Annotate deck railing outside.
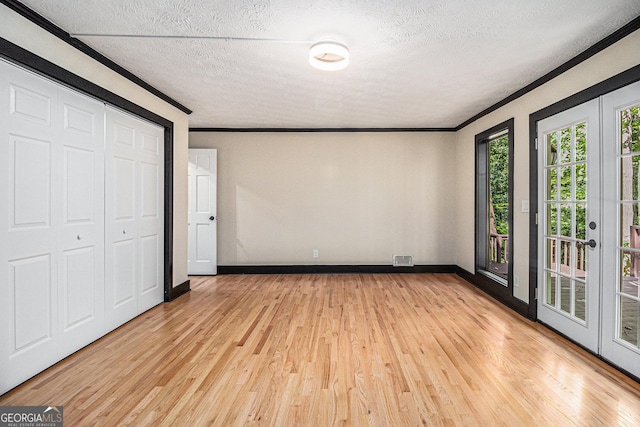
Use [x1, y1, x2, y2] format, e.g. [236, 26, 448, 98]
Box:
[489, 233, 508, 264]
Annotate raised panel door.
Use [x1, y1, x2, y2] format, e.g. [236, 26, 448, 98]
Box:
[57, 87, 105, 354]
[188, 149, 217, 275]
[0, 60, 60, 393]
[105, 108, 139, 331]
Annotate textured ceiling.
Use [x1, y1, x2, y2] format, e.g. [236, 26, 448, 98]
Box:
[18, 0, 640, 128]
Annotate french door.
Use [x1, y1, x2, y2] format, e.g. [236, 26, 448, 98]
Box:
[601, 81, 640, 376]
[538, 80, 640, 377]
[538, 99, 601, 353]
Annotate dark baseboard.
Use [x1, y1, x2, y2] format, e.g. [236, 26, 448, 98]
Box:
[217, 264, 456, 275]
[455, 266, 532, 319]
[166, 279, 190, 302]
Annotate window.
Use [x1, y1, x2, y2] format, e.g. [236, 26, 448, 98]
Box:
[476, 119, 514, 286]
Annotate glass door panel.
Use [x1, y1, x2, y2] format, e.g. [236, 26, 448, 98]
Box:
[616, 103, 640, 347]
[538, 99, 600, 353]
[602, 82, 640, 377]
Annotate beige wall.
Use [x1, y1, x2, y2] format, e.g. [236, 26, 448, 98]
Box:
[191, 28, 640, 304]
[455, 29, 640, 302]
[1, 4, 190, 287]
[189, 132, 457, 265]
[7, 0, 639, 301]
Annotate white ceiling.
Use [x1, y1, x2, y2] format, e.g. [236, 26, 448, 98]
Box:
[19, 0, 640, 129]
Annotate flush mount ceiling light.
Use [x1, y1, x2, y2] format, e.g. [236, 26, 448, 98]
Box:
[309, 41, 349, 71]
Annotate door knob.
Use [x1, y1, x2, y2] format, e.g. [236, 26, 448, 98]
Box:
[583, 239, 597, 248]
[209, 216, 215, 221]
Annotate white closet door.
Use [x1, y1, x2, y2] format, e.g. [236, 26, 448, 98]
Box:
[57, 87, 105, 355]
[137, 119, 164, 312]
[105, 108, 139, 330]
[105, 107, 163, 331]
[0, 60, 61, 393]
[0, 60, 163, 395]
[0, 62, 106, 393]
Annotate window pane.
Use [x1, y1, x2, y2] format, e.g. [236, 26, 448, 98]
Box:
[620, 105, 640, 155]
[547, 168, 558, 200]
[560, 276, 571, 314]
[560, 204, 572, 238]
[560, 167, 571, 201]
[546, 238, 557, 272]
[546, 272, 557, 306]
[575, 203, 586, 240]
[620, 203, 640, 256]
[575, 280, 586, 321]
[575, 122, 587, 162]
[619, 296, 639, 347]
[575, 164, 586, 201]
[574, 242, 586, 281]
[558, 240, 572, 275]
[560, 127, 572, 164]
[546, 203, 558, 235]
[621, 250, 640, 293]
[621, 155, 640, 202]
[547, 132, 557, 166]
[487, 134, 509, 280]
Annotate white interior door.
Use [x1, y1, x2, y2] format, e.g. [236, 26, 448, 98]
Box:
[537, 99, 601, 353]
[0, 60, 105, 392]
[105, 107, 164, 331]
[0, 61, 62, 393]
[601, 80, 640, 377]
[105, 108, 139, 330]
[188, 149, 217, 275]
[135, 120, 164, 312]
[57, 86, 105, 354]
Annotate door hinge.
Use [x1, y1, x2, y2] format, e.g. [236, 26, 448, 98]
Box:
[535, 212, 538, 225]
[534, 287, 538, 300]
[535, 137, 538, 150]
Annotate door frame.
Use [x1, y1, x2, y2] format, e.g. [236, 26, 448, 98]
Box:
[530, 65, 640, 323]
[0, 38, 187, 302]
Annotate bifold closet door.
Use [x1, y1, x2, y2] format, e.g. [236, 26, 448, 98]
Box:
[105, 107, 164, 332]
[0, 60, 105, 393]
[57, 87, 106, 355]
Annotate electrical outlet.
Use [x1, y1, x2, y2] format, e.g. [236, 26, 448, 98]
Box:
[514, 275, 520, 287]
[313, 249, 319, 258]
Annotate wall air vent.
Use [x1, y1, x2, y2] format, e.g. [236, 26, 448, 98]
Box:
[393, 255, 413, 267]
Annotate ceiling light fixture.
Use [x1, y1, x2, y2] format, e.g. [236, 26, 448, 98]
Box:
[309, 41, 349, 71]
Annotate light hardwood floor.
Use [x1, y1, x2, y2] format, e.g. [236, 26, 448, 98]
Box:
[1, 273, 640, 426]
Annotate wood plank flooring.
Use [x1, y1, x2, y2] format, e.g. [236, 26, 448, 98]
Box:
[1, 273, 640, 426]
